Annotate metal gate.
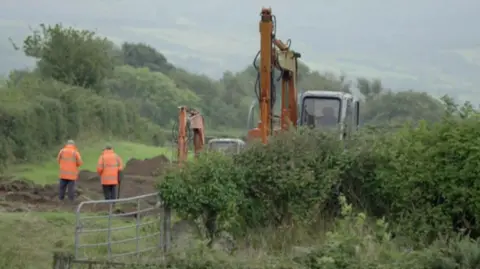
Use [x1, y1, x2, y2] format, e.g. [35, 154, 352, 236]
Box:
[73, 193, 171, 263]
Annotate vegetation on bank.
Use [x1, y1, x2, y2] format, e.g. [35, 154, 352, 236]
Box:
[0, 76, 161, 169]
[159, 100, 480, 268]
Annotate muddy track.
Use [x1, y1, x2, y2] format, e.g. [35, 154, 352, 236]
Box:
[0, 155, 172, 213]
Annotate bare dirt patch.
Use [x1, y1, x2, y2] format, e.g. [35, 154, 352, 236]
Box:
[0, 155, 171, 212]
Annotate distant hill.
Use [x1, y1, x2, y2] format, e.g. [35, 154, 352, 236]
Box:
[1, 0, 479, 102]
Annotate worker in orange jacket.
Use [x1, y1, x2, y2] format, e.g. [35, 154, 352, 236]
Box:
[97, 144, 124, 200]
[57, 140, 83, 201]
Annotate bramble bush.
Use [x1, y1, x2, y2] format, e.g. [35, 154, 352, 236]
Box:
[159, 101, 480, 248]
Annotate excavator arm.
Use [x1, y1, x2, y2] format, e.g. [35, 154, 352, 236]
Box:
[176, 106, 205, 165]
[258, 8, 274, 144]
[188, 108, 205, 157]
[177, 106, 188, 164]
[247, 8, 301, 144]
[276, 38, 300, 131]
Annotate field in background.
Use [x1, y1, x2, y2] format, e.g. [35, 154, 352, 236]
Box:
[7, 140, 173, 185]
[7, 126, 243, 185]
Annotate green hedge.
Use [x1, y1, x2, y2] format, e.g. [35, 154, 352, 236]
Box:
[0, 76, 162, 169]
[159, 105, 480, 243]
[159, 128, 345, 238]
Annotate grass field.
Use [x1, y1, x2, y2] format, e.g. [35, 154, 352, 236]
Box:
[0, 211, 166, 269]
[0, 139, 186, 268]
[0, 212, 73, 268]
[8, 140, 175, 185]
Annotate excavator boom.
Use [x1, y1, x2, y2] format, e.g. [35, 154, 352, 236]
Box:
[247, 8, 300, 143]
[259, 8, 273, 144]
[177, 106, 188, 164]
[176, 106, 205, 165]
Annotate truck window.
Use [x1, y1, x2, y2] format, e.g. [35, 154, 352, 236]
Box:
[302, 97, 341, 128]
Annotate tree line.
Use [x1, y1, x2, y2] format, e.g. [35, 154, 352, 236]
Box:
[0, 23, 455, 169]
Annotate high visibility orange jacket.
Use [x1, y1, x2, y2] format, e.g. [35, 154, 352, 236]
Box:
[97, 149, 123, 185]
[57, 145, 83, 180]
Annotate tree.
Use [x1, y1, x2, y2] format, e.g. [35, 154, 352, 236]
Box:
[21, 23, 114, 90]
[361, 90, 445, 124]
[357, 77, 383, 101]
[354, 77, 446, 124]
[121, 42, 175, 73]
[296, 62, 352, 93]
[104, 65, 201, 125]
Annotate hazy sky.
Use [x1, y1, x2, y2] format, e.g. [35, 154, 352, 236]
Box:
[1, 0, 479, 100]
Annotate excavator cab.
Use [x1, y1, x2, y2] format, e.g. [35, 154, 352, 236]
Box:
[208, 138, 246, 155]
[299, 91, 360, 140]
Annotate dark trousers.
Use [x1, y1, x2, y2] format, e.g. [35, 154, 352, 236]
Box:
[102, 185, 117, 200]
[59, 179, 75, 201]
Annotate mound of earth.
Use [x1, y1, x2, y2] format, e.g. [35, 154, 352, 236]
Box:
[0, 155, 171, 212]
[123, 155, 170, 177]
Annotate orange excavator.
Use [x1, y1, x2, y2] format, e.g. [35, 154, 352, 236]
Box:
[175, 106, 205, 164]
[247, 8, 300, 144]
[247, 8, 361, 143]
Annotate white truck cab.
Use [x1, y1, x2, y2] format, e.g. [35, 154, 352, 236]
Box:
[299, 91, 360, 139]
[207, 138, 246, 154]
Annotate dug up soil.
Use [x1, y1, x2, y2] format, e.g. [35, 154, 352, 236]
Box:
[0, 155, 171, 213]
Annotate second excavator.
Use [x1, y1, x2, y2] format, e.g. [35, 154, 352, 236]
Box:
[247, 8, 360, 143]
[174, 106, 205, 164]
[174, 107, 245, 162]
